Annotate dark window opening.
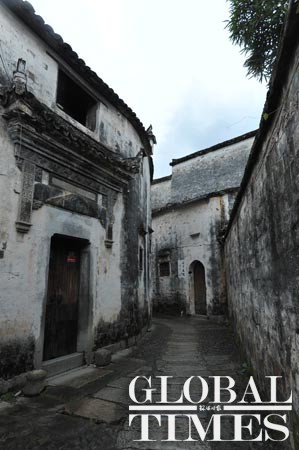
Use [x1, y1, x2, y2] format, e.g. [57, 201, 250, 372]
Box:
[159, 261, 170, 277]
[107, 224, 113, 241]
[139, 247, 143, 271]
[56, 69, 97, 130]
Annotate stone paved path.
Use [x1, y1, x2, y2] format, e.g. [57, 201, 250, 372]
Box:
[118, 317, 249, 449]
[0, 316, 288, 449]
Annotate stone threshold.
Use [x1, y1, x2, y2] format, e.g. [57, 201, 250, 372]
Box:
[42, 352, 84, 378]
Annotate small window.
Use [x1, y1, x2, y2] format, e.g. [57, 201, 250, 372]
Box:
[159, 261, 170, 277]
[139, 247, 143, 271]
[107, 224, 113, 241]
[56, 69, 97, 130]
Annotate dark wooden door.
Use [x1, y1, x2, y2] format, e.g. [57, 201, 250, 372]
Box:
[194, 261, 207, 315]
[43, 237, 80, 361]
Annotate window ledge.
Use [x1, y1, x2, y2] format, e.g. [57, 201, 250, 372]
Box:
[54, 105, 98, 141]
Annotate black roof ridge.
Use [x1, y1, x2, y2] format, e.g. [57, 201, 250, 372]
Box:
[152, 186, 239, 215]
[170, 130, 257, 166]
[1, 0, 152, 154]
[151, 175, 172, 184]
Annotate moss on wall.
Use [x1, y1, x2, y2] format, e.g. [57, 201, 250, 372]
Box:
[0, 336, 35, 379]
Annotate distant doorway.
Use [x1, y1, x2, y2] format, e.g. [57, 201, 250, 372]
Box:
[190, 261, 207, 315]
[43, 236, 82, 361]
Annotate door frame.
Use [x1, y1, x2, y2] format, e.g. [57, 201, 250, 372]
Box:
[36, 234, 92, 368]
[188, 260, 207, 315]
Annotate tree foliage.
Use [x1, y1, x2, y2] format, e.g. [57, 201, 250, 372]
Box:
[226, 0, 289, 82]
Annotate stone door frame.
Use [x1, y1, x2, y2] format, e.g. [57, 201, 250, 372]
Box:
[35, 233, 92, 368]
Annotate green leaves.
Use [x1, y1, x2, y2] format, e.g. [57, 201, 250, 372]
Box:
[226, 0, 288, 82]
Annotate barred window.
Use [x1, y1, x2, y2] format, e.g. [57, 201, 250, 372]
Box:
[159, 261, 170, 277]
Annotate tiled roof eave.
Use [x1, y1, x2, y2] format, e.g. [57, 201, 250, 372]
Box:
[1, 0, 152, 155]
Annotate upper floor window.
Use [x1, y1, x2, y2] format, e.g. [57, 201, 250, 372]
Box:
[56, 69, 97, 131]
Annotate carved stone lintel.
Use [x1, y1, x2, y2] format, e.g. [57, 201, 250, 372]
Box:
[1, 89, 139, 234]
[2, 91, 141, 181]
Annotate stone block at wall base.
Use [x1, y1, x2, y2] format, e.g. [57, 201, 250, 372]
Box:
[22, 369, 47, 397]
[0, 374, 27, 396]
[94, 349, 112, 367]
[94, 324, 148, 362]
[0, 379, 12, 395]
[127, 336, 136, 347]
[12, 374, 27, 390]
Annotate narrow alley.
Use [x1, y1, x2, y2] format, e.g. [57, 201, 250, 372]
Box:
[0, 317, 284, 449]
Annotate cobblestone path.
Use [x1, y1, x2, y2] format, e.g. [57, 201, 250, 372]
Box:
[0, 317, 287, 449]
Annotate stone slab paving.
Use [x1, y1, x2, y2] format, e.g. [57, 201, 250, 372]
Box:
[127, 365, 153, 377]
[65, 397, 126, 424]
[117, 318, 213, 449]
[0, 401, 14, 413]
[107, 377, 132, 389]
[93, 386, 129, 406]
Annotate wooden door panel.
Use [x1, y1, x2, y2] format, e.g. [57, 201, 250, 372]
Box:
[194, 262, 207, 315]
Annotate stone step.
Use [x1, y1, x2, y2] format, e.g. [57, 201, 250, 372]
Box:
[47, 365, 112, 388]
[42, 352, 84, 377]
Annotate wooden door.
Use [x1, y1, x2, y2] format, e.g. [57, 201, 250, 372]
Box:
[43, 237, 80, 361]
[194, 261, 207, 315]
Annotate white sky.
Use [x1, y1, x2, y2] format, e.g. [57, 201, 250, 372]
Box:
[30, 0, 267, 178]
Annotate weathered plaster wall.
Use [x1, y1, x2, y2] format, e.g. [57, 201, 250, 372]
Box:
[122, 157, 152, 328]
[152, 195, 230, 315]
[225, 43, 299, 447]
[0, 4, 57, 106]
[93, 156, 152, 348]
[97, 101, 143, 158]
[151, 177, 172, 210]
[0, 121, 24, 346]
[94, 193, 123, 325]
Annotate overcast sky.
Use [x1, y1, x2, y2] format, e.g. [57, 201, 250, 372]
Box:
[31, 0, 267, 178]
